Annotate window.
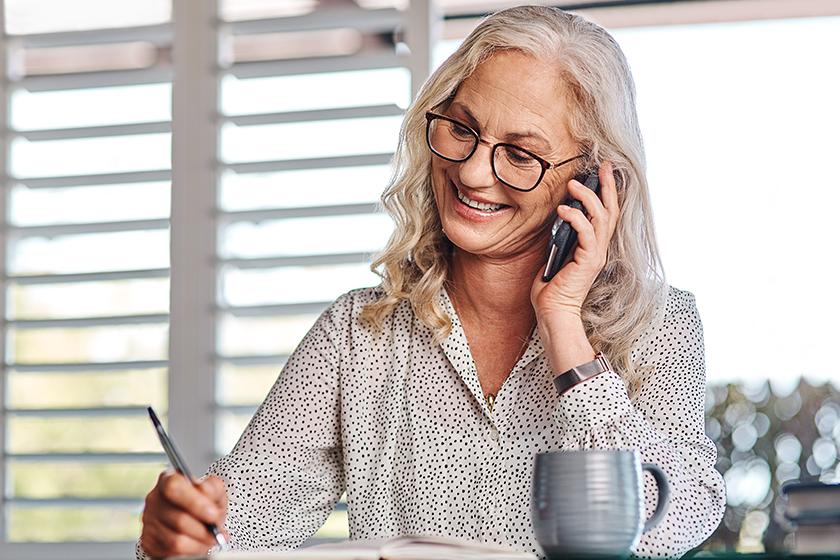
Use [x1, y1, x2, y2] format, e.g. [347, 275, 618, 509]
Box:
[1, 1, 172, 556]
[608, 13, 840, 552]
[436, 1, 840, 551]
[212, 0, 412, 540]
[0, 0, 423, 557]
[3, 1, 838, 558]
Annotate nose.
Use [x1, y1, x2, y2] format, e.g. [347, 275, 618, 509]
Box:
[456, 141, 497, 190]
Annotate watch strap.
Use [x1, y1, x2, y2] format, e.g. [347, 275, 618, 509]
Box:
[553, 352, 611, 395]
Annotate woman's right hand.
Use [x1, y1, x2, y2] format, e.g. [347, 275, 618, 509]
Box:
[140, 471, 229, 559]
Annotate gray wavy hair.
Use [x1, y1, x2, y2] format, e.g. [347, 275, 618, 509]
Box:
[361, 4, 666, 394]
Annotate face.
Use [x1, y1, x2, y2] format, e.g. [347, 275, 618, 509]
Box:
[431, 50, 579, 261]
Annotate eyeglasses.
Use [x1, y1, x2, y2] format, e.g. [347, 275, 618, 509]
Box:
[425, 112, 583, 192]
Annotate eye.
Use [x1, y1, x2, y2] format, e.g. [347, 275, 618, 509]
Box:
[500, 145, 537, 168]
[449, 120, 475, 140]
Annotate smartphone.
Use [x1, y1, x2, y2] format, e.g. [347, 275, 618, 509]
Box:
[542, 170, 602, 282]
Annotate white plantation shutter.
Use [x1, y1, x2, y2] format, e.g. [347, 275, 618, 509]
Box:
[211, 1, 422, 542]
[0, 1, 173, 558]
[0, 0, 430, 557]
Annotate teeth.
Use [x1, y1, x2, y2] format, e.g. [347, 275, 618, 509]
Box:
[457, 189, 503, 212]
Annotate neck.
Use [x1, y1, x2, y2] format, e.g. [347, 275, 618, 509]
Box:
[447, 247, 542, 329]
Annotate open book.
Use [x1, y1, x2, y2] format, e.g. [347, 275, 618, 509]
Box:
[210, 536, 536, 560]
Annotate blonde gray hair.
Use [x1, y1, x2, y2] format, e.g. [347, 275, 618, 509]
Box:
[361, 5, 666, 394]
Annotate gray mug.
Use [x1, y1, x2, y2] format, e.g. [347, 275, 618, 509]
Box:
[532, 450, 669, 558]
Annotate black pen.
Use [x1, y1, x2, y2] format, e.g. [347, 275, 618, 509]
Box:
[148, 406, 230, 551]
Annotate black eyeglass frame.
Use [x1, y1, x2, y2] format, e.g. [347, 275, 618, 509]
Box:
[425, 111, 584, 192]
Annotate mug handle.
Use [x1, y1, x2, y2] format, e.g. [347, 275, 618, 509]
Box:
[641, 463, 670, 532]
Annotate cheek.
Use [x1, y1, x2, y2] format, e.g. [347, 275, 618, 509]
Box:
[535, 196, 561, 226]
[430, 159, 457, 195]
[430, 162, 451, 211]
[530, 176, 572, 224]
[546, 172, 572, 204]
[432, 156, 454, 176]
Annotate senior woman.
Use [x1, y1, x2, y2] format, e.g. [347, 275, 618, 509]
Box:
[139, 5, 725, 559]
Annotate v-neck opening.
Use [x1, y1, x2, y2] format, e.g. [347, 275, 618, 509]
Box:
[438, 287, 540, 415]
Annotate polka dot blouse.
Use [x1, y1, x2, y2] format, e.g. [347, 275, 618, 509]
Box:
[139, 285, 725, 559]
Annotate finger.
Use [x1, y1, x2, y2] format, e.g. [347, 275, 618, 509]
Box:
[197, 474, 226, 498]
[148, 473, 223, 534]
[597, 161, 620, 235]
[554, 204, 598, 258]
[159, 471, 224, 524]
[566, 163, 618, 249]
[566, 174, 605, 224]
[144, 503, 218, 549]
[142, 480, 220, 558]
[154, 495, 221, 541]
[141, 525, 214, 560]
[597, 161, 619, 215]
[567, 177, 603, 216]
[196, 475, 229, 519]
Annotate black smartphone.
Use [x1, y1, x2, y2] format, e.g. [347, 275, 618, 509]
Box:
[542, 170, 602, 282]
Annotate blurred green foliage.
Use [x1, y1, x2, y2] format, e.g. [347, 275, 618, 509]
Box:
[7, 369, 167, 409]
[11, 462, 163, 499]
[11, 324, 168, 365]
[8, 506, 143, 542]
[8, 416, 161, 455]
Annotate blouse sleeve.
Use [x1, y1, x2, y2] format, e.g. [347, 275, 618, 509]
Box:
[551, 288, 726, 558]
[206, 297, 350, 550]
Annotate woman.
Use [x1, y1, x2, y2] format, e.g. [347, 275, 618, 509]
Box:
[139, 5, 725, 558]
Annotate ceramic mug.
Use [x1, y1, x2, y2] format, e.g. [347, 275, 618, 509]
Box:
[532, 450, 669, 558]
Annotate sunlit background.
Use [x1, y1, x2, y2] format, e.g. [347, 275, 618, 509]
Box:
[1, 0, 839, 558]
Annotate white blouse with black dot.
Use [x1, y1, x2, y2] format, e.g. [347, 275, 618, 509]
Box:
[138, 285, 725, 559]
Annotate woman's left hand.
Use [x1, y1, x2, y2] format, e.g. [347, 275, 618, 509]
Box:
[531, 161, 619, 325]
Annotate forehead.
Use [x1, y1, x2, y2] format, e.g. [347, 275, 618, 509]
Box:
[450, 50, 571, 143]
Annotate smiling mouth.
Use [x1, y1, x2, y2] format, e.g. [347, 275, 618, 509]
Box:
[456, 189, 504, 213]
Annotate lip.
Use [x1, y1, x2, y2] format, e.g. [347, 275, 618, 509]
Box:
[451, 183, 509, 221]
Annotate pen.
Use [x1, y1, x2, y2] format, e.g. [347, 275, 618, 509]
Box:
[147, 406, 230, 551]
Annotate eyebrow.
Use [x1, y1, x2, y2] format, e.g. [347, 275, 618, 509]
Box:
[448, 102, 553, 152]
[448, 103, 480, 129]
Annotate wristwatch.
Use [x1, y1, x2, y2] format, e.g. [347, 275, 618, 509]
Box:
[553, 352, 611, 395]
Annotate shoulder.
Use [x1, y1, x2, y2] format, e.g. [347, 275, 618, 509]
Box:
[637, 284, 702, 341]
[327, 286, 385, 314]
[314, 286, 384, 334]
[318, 285, 416, 336]
[663, 285, 699, 318]
[632, 285, 704, 365]
[660, 285, 703, 335]
[288, 287, 387, 364]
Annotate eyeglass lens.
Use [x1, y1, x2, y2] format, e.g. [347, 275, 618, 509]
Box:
[427, 116, 545, 191]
